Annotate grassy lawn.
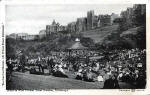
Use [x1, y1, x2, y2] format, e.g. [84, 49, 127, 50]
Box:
[6, 71, 135, 90]
[82, 25, 119, 43]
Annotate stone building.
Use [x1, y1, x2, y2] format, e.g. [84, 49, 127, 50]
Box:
[93, 16, 98, 29]
[133, 4, 146, 15]
[76, 17, 87, 32]
[46, 20, 59, 35]
[87, 10, 94, 30]
[17, 33, 28, 39]
[121, 6, 135, 27]
[97, 19, 101, 28]
[120, 4, 146, 28]
[98, 15, 111, 27]
[8, 33, 37, 40]
[110, 13, 119, 25]
[8, 33, 18, 39]
[58, 25, 66, 32]
[140, 4, 146, 15]
[23, 35, 37, 40]
[46, 20, 67, 35]
[67, 22, 77, 33]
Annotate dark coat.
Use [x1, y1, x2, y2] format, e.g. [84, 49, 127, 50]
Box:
[103, 78, 120, 89]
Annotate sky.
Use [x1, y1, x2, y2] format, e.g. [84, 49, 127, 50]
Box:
[6, 4, 133, 35]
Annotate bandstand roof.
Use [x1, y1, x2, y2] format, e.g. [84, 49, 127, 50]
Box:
[67, 38, 88, 50]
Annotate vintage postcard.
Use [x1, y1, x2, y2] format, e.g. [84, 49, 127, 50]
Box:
[0, 0, 150, 95]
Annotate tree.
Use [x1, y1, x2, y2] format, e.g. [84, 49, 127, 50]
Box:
[132, 5, 146, 26]
[80, 37, 94, 48]
[6, 38, 16, 59]
[136, 26, 146, 49]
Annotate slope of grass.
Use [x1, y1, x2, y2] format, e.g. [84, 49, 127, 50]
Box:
[120, 27, 141, 37]
[7, 72, 135, 90]
[82, 25, 119, 43]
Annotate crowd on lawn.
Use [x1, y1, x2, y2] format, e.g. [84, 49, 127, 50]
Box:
[6, 48, 146, 89]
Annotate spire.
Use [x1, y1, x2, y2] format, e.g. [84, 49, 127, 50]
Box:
[52, 19, 56, 25]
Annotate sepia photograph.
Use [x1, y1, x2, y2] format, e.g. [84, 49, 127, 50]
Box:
[5, 4, 146, 90]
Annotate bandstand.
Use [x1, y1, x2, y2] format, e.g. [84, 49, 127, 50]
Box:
[67, 38, 89, 65]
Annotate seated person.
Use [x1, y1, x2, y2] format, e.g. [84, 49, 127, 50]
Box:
[97, 75, 104, 82]
[83, 69, 94, 82]
[75, 67, 83, 80]
[30, 67, 37, 74]
[75, 71, 83, 80]
[53, 64, 68, 78]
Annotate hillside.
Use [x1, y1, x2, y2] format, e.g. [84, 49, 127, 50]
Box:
[101, 26, 146, 49]
[120, 27, 141, 37]
[82, 25, 119, 43]
[120, 26, 146, 49]
[6, 25, 145, 59]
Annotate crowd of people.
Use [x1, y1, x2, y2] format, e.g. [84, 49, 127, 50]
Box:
[6, 48, 146, 89]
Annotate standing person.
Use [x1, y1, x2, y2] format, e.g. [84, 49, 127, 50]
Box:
[112, 74, 120, 89]
[103, 74, 120, 89]
[6, 58, 13, 82]
[40, 58, 44, 74]
[47, 57, 54, 75]
[50, 57, 55, 69]
[7, 58, 13, 74]
[20, 50, 26, 73]
[136, 73, 146, 88]
[37, 56, 44, 74]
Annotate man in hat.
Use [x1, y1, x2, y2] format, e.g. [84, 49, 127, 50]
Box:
[103, 74, 120, 89]
[19, 50, 26, 72]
